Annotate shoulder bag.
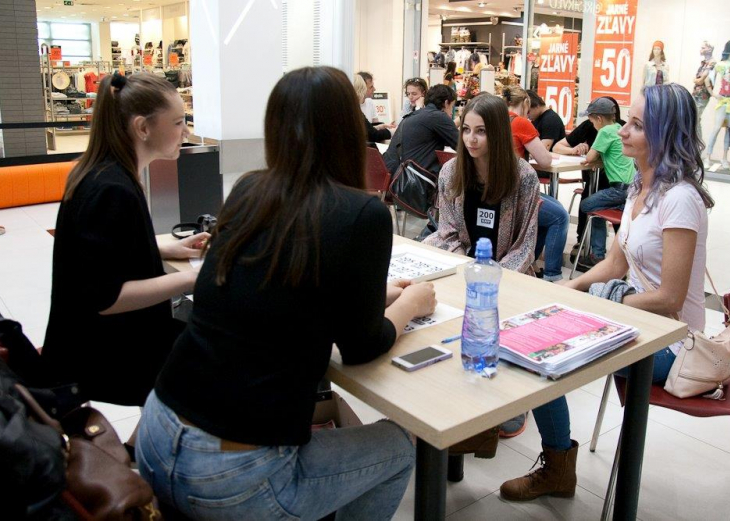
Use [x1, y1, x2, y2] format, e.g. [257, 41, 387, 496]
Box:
[387, 125, 439, 219]
[621, 216, 730, 399]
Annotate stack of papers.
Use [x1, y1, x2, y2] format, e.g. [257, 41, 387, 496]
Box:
[499, 304, 638, 379]
[388, 244, 469, 283]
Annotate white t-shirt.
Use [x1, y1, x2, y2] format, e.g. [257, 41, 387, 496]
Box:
[618, 181, 707, 353]
[360, 98, 377, 123]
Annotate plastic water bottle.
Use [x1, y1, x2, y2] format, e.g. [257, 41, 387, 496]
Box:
[461, 238, 502, 377]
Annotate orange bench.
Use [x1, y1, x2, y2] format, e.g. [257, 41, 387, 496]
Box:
[0, 162, 76, 209]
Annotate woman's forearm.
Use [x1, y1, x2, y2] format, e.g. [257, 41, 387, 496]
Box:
[100, 271, 196, 315]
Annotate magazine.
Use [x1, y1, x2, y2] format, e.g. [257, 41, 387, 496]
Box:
[388, 244, 469, 283]
[499, 304, 639, 379]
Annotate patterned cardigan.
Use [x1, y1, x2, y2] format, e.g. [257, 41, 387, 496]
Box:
[423, 157, 540, 274]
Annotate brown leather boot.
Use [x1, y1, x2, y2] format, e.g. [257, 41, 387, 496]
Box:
[448, 427, 499, 459]
[500, 440, 578, 501]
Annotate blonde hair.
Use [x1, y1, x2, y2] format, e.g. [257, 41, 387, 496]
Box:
[353, 75, 367, 103]
[503, 85, 528, 109]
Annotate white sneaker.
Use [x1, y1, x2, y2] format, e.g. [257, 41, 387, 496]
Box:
[722, 160, 730, 170]
[702, 156, 711, 169]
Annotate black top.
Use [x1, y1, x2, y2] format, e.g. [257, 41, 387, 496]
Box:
[383, 104, 459, 176]
[565, 119, 598, 148]
[43, 161, 182, 406]
[364, 114, 391, 143]
[533, 108, 566, 151]
[155, 178, 397, 447]
[464, 186, 500, 258]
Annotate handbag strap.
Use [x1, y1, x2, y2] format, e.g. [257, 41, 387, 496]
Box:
[705, 268, 730, 324]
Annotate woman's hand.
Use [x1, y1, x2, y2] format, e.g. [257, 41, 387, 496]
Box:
[386, 279, 412, 307]
[414, 96, 425, 110]
[556, 278, 579, 290]
[160, 232, 210, 260]
[400, 282, 437, 317]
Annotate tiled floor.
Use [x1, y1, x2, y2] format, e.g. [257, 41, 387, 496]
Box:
[1, 179, 729, 520]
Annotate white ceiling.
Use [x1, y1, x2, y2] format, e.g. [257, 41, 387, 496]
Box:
[35, 0, 185, 23]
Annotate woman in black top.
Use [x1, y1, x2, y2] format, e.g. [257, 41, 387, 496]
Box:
[43, 73, 208, 406]
[136, 67, 436, 520]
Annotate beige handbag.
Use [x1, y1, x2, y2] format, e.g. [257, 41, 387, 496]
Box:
[620, 216, 730, 400]
[663, 271, 730, 399]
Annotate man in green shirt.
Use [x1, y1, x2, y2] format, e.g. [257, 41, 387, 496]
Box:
[577, 98, 636, 267]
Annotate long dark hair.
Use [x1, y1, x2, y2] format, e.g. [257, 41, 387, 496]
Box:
[635, 84, 714, 210]
[63, 73, 177, 201]
[452, 94, 519, 204]
[211, 66, 367, 286]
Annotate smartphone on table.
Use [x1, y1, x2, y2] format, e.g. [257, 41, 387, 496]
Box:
[392, 345, 453, 372]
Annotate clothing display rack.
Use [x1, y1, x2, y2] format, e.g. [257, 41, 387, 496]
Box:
[40, 55, 111, 150]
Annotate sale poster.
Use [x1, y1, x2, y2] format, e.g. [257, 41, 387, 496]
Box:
[538, 33, 579, 130]
[50, 45, 62, 61]
[591, 0, 639, 106]
[372, 92, 391, 124]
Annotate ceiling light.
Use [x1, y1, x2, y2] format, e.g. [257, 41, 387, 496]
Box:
[538, 0, 544, 3]
[477, 2, 486, 6]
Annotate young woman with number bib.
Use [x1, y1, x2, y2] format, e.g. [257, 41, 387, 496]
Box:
[136, 66, 437, 520]
[500, 83, 713, 502]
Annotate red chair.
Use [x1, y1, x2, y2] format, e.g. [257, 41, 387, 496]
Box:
[568, 187, 584, 214]
[591, 373, 730, 519]
[435, 150, 456, 166]
[569, 208, 623, 279]
[365, 147, 391, 200]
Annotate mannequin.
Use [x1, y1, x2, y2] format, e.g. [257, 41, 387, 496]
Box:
[643, 40, 669, 86]
[703, 40, 730, 170]
[692, 41, 716, 138]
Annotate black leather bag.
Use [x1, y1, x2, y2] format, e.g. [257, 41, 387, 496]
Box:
[388, 160, 438, 218]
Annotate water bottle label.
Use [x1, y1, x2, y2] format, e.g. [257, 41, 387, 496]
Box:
[466, 283, 498, 309]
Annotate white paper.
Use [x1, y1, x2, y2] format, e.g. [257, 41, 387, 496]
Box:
[403, 303, 464, 334]
[189, 258, 203, 269]
[389, 244, 469, 283]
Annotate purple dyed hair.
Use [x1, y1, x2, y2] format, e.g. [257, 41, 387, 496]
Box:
[632, 83, 714, 210]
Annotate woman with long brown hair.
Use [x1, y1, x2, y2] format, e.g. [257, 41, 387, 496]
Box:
[43, 73, 208, 407]
[135, 66, 436, 520]
[423, 93, 540, 272]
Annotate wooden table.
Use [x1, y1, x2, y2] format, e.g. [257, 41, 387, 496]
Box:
[157, 233, 685, 520]
[530, 154, 601, 198]
[326, 236, 685, 521]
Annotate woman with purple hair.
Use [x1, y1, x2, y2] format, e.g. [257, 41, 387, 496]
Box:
[499, 83, 714, 502]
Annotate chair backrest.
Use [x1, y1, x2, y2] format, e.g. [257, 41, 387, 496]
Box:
[435, 150, 456, 166]
[365, 147, 391, 197]
[590, 208, 623, 226]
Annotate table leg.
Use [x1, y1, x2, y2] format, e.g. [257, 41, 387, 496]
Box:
[447, 454, 464, 482]
[613, 355, 654, 520]
[415, 438, 447, 521]
[550, 172, 559, 199]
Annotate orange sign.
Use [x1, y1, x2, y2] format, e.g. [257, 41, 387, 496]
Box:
[143, 54, 152, 66]
[591, 0, 639, 106]
[50, 45, 62, 61]
[168, 52, 179, 66]
[538, 33, 579, 130]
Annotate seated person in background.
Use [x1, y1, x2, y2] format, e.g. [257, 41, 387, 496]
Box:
[357, 70, 378, 123]
[506, 87, 569, 284]
[501, 83, 713, 503]
[354, 74, 392, 143]
[527, 89, 566, 152]
[577, 98, 636, 268]
[553, 96, 624, 259]
[424, 93, 540, 452]
[398, 77, 428, 123]
[136, 66, 437, 520]
[384, 84, 459, 176]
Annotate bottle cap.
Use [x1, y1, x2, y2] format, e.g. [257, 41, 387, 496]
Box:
[475, 238, 492, 259]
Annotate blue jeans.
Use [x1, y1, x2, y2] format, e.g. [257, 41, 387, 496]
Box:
[579, 185, 628, 259]
[536, 194, 569, 281]
[533, 348, 676, 451]
[136, 392, 415, 521]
